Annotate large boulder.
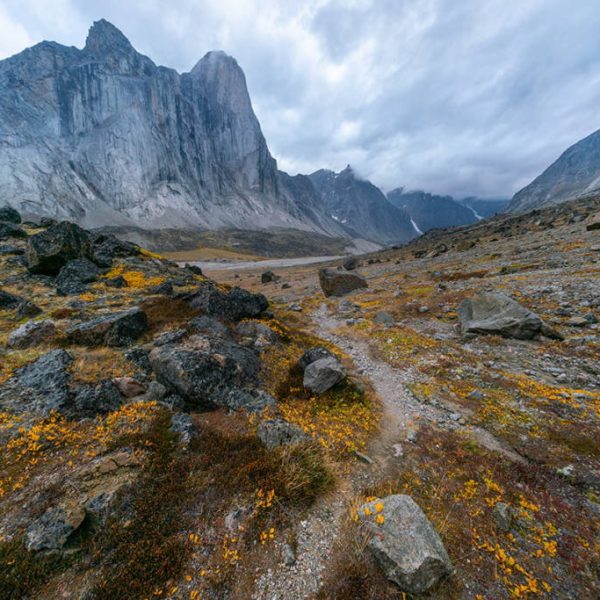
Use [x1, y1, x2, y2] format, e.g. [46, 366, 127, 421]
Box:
[67, 307, 148, 347]
[0, 349, 73, 415]
[458, 292, 547, 340]
[358, 495, 453, 594]
[149, 341, 260, 409]
[0, 205, 21, 223]
[7, 319, 56, 349]
[55, 258, 101, 295]
[188, 282, 268, 321]
[26, 222, 92, 275]
[303, 356, 346, 394]
[318, 268, 368, 297]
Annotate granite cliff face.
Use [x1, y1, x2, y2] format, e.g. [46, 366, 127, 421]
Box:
[309, 166, 417, 244]
[0, 20, 345, 235]
[509, 128, 600, 212]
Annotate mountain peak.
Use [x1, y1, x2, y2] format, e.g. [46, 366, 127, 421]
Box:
[84, 19, 133, 54]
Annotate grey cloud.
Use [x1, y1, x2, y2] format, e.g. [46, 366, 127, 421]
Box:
[1, 0, 600, 198]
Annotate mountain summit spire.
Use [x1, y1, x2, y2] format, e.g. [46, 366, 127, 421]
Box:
[84, 19, 133, 54]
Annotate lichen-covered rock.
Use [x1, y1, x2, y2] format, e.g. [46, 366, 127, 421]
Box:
[303, 356, 346, 394]
[149, 342, 260, 409]
[458, 292, 545, 340]
[0, 349, 72, 415]
[70, 380, 123, 417]
[318, 268, 368, 297]
[7, 319, 56, 349]
[358, 495, 453, 594]
[170, 412, 197, 446]
[26, 221, 92, 275]
[67, 307, 148, 347]
[55, 258, 101, 295]
[257, 418, 309, 449]
[188, 281, 268, 321]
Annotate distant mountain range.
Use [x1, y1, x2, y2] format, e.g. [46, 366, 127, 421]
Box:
[0, 19, 514, 247]
[387, 189, 508, 233]
[509, 128, 600, 212]
[309, 167, 417, 244]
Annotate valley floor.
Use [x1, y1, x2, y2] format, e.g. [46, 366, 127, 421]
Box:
[1, 195, 599, 599]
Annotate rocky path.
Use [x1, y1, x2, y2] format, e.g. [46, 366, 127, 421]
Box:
[252, 302, 526, 600]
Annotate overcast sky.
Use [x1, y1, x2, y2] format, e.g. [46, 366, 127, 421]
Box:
[1, 0, 600, 198]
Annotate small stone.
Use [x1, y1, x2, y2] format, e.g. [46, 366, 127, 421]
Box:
[303, 356, 346, 394]
[492, 502, 514, 532]
[283, 543, 297, 566]
[7, 319, 56, 349]
[113, 376, 146, 398]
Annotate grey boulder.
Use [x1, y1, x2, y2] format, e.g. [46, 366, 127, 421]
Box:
[458, 292, 548, 340]
[358, 494, 452, 594]
[303, 356, 346, 394]
[318, 268, 368, 297]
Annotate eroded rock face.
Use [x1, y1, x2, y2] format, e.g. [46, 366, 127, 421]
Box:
[26, 222, 92, 275]
[458, 292, 545, 340]
[359, 495, 453, 594]
[303, 356, 346, 394]
[318, 268, 368, 297]
[67, 307, 148, 347]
